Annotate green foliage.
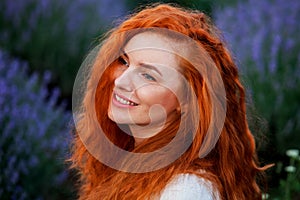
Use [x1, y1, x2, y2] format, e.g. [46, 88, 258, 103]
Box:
[125, 0, 212, 15]
[244, 64, 300, 153]
[271, 150, 300, 199]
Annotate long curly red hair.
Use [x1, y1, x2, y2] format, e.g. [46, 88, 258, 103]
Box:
[70, 3, 268, 200]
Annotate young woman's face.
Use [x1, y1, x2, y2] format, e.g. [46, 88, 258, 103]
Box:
[108, 32, 184, 127]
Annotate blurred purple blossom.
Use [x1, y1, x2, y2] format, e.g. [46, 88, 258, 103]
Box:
[214, 0, 300, 153]
[0, 0, 127, 100]
[215, 0, 300, 76]
[1, 0, 126, 42]
[0, 49, 72, 199]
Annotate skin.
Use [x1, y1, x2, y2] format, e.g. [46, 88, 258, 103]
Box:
[108, 32, 185, 145]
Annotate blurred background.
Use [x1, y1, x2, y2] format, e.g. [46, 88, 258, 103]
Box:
[0, 0, 299, 199]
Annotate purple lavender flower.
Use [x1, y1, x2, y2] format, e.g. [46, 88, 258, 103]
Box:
[215, 0, 300, 76]
[0, 49, 72, 199]
[214, 0, 300, 153]
[0, 0, 127, 101]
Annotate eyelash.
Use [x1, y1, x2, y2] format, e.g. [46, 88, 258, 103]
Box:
[118, 56, 129, 67]
[118, 56, 156, 82]
[141, 73, 156, 81]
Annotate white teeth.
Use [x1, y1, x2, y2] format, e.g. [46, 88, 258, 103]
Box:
[115, 94, 136, 106]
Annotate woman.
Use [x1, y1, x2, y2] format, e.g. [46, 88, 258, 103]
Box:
[70, 3, 268, 200]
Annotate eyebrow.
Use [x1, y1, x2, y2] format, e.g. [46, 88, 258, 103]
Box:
[122, 51, 162, 76]
[138, 62, 162, 76]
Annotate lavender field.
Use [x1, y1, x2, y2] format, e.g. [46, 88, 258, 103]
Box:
[0, 0, 299, 199]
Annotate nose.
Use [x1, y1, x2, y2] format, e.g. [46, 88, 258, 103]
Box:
[114, 67, 134, 92]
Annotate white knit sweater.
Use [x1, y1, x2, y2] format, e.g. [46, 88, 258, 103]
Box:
[157, 174, 220, 200]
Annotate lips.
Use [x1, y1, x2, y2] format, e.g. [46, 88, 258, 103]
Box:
[114, 93, 138, 106]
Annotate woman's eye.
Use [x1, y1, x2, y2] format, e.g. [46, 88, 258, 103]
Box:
[142, 73, 156, 81]
[118, 56, 129, 67]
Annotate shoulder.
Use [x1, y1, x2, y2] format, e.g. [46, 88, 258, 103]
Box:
[159, 173, 219, 200]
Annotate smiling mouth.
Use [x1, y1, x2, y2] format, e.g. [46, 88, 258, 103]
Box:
[114, 94, 138, 106]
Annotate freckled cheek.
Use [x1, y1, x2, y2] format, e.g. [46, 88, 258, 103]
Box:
[137, 86, 178, 108]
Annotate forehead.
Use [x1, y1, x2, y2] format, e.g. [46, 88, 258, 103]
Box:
[125, 32, 176, 51]
[123, 32, 180, 69]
